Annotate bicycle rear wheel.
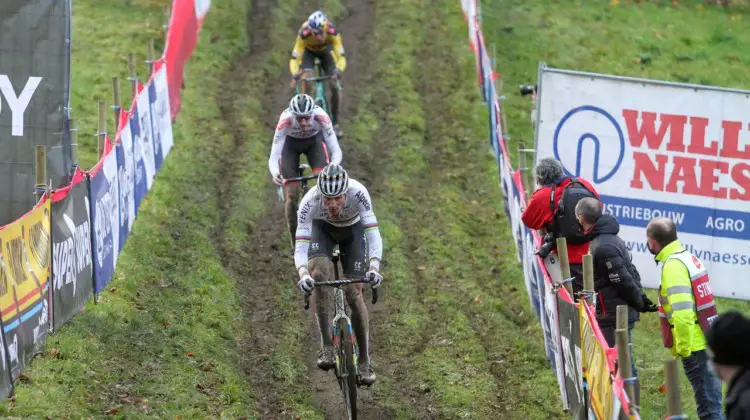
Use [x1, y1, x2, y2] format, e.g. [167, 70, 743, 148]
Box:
[337, 317, 358, 419]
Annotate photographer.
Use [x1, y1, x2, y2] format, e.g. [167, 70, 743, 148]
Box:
[521, 157, 599, 300]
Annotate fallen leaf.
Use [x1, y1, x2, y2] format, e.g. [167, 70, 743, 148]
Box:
[104, 408, 120, 415]
[474, 296, 482, 303]
[109, 287, 116, 293]
[417, 266, 426, 271]
[186, 352, 195, 358]
[120, 397, 134, 404]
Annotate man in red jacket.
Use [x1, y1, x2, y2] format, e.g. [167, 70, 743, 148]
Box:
[522, 157, 600, 300]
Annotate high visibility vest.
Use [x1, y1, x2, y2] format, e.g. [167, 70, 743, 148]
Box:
[657, 250, 718, 348]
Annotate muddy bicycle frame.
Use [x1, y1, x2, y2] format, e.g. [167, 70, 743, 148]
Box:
[303, 246, 378, 419]
[295, 58, 342, 117]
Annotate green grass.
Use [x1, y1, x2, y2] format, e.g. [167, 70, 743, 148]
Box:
[338, 0, 567, 417]
[4, 0, 745, 418]
[0, 0, 259, 417]
[481, 0, 750, 417]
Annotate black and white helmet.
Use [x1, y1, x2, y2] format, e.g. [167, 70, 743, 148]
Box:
[317, 163, 349, 197]
[289, 94, 315, 117]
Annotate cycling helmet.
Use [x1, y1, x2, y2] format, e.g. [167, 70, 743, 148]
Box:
[318, 163, 349, 197]
[307, 11, 329, 32]
[289, 94, 315, 117]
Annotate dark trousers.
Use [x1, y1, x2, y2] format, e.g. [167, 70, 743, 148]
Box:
[682, 350, 725, 420]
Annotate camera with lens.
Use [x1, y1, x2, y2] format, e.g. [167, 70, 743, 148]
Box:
[535, 232, 557, 258]
[519, 84, 537, 96]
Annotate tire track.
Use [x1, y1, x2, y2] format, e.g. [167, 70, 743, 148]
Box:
[215, 0, 399, 417]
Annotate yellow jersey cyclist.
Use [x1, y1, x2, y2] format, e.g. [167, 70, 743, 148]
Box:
[289, 10, 346, 138]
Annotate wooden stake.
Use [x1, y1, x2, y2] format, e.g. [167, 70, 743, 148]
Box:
[163, 6, 171, 32]
[34, 145, 47, 202]
[70, 119, 78, 167]
[113, 76, 121, 125]
[128, 52, 138, 100]
[556, 237, 573, 296]
[616, 329, 636, 414]
[97, 100, 107, 158]
[582, 253, 594, 306]
[616, 304, 629, 330]
[665, 358, 682, 417]
[147, 39, 156, 76]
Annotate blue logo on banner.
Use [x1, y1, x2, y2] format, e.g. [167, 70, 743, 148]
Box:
[553, 105, 625, 183]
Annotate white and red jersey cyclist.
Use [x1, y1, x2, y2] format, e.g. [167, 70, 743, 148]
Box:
[268, 94, 342, 185]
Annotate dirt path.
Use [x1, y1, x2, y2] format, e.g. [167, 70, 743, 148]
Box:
[214, 0, 403, 418]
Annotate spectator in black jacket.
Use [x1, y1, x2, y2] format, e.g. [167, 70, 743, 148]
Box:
[575, 197, 657, 406]
[706, 310, 750, 420]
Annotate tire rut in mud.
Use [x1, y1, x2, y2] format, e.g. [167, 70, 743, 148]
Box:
[214, 0, 401, 418]
[214, 0, 293, 416]
[294, 1, 402, 419]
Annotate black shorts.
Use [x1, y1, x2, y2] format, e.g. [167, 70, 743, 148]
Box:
[280, 131, 330, 180]
[301, 45, 337, 76]
[309, 220, 368, 279]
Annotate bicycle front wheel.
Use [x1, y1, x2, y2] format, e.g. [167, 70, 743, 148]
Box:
[337, 318, 358, 420]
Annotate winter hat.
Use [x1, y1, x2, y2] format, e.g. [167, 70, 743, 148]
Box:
[706, 310, 750, 368]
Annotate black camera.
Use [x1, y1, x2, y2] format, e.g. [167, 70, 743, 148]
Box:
[519, 84, 537, 96]
[536, 232, 557, 258]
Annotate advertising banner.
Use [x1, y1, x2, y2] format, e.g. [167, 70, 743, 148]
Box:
[580, 302, 615, 420]
[0, 196, 51, 380]
[148, 60, 174, 172]
[164, 0, 199, 119]
[115, 111, 135, 253]
[0, 0, 73, 223]
[131, 84, 156, 214]
[51, 168, 93, 329]
[89, 141, 120, 293]
[558, 295, 586, 419]
[534, 64, 750, 299]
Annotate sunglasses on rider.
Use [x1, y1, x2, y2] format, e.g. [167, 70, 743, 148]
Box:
[296, 115, 311, 121]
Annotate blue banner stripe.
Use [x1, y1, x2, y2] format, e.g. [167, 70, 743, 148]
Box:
[3, 300, 45, 333]
[600, 194, 750, 241]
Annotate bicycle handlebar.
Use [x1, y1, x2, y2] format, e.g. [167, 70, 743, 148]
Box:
[304, 279, 379, 309]
[300, 75, 335, 82]
[283, 173, 318, 185]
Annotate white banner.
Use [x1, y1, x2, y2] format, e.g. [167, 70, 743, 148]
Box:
[135, 84, 157, 190]
[151, 61, 174, 161]
[534, 65, 750, 300]
[117, 113, 136, 233]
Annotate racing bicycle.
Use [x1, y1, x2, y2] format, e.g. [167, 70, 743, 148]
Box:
[278, 163, 318, 251]
[303, 246, 379, 420]
[295, 58, 342, 122]
[277, 163, 318, 202]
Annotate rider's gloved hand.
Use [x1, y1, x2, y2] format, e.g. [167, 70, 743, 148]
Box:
[333, 68, 342, 80]
[366, 269, 383, 289]
[272, 172, 284, 186]
[297, 274, 315, 294]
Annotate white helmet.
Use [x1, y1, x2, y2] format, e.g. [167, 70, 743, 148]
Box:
[307, 11, 329, 32]
[317, 163, 349, 197]
[289, 94, 315, 117]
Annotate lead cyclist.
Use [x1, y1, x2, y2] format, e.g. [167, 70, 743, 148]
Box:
[294, 163, 383, 385]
